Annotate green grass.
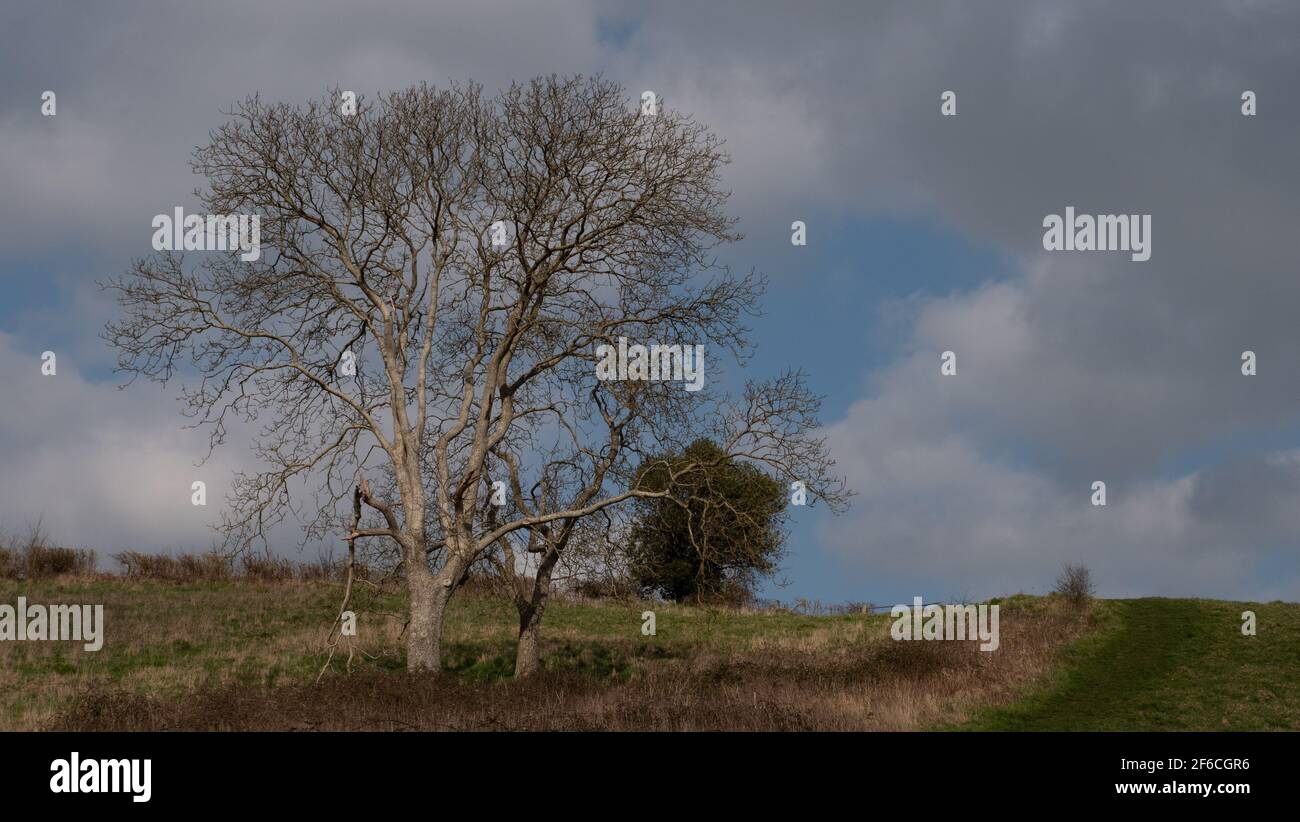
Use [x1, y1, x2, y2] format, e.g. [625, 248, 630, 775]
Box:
[5, 578, 1298, 730]
[440, 598, 874, 680]
[960, 598, 1300, 730]
[0, 577, 883, 728]
[0, 578, 353, 725]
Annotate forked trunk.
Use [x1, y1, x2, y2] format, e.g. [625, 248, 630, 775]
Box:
[513, 555, 557, 678]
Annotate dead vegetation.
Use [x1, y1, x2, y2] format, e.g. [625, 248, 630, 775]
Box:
[112, 550, 376, 584]
[0, 529, 1097, 731]
[1054, 563, 1096, 606]
[30, 581, 1095, 731]
[0, 521, 97, 580]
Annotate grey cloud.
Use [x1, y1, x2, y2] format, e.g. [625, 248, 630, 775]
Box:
[3, 1, 1300, 598]
[0, 0, 604, 257]
[611, 3, 1300, 600]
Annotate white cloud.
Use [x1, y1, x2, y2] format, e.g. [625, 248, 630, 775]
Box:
[0, 332, 233, 554]
[4, 0, 1300, 600]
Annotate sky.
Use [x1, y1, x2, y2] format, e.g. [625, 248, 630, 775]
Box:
[2, 0, 1300, 605]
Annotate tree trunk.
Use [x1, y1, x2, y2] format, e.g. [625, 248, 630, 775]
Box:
[513, 554, 556, 678]
[514, 603, 544, 677]
[406, 561, 447, 672]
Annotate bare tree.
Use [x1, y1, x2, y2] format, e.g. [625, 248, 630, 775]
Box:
[105, 75, 846, 673]
[482, 370, 848, 677]
[1054, 562, 1095, 606]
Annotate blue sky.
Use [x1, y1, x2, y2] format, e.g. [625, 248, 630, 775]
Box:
[4, 0, 1300, 605]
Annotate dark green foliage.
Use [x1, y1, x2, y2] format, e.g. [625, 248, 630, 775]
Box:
[628, 438, 788, 603]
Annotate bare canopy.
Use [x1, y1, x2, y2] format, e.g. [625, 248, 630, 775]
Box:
[105, 75, 846, 673]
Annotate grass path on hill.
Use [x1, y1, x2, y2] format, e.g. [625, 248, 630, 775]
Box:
[958, 598, 1300, 731]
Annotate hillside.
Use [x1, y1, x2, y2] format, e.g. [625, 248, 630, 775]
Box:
[960, 597, 1300, 730]
[1, 577, 1296, 731]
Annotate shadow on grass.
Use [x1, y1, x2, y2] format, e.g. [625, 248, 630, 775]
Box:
[443, 638, 687, 683]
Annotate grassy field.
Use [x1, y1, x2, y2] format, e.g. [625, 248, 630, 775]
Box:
[1, 577, 1296, 730]
[959, 598, 1300, 730]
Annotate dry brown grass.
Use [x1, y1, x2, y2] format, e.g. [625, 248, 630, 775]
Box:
[0, 578, 355, 729]
[29, 584, 1096, 731]
[111, 549, 380, 583]
[0, 543, 97, 579]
